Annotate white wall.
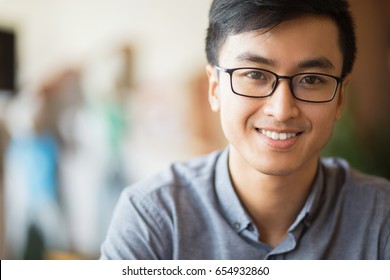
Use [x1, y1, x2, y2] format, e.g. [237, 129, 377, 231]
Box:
[0, 0, 212, 90]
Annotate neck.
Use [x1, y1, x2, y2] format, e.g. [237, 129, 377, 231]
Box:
[228, 149, 318, 247]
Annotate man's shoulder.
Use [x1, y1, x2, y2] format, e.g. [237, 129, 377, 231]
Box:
[321, 157, 390, 198]
[122, 150, 223, 202]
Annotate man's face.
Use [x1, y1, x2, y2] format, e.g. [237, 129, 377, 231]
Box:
[207, 16, 350, 178]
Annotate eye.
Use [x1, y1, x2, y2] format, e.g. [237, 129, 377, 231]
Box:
[299, 75, 324, 85]
[234, 69, 274, 86]
[245, 70, 267, 80]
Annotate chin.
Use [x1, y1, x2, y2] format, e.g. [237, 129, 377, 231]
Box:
[248, 152, 309, 176]
[256, 166, 299, 177]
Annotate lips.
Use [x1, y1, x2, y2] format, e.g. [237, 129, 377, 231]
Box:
[255, 127, 303, 150]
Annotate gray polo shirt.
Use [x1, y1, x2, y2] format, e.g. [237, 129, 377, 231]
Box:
[100, 148, 390, 259]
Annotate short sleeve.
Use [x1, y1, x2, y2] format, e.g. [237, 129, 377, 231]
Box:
[100, 187, 171, 260]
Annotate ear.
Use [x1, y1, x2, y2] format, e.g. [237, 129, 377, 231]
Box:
[206, 64, 221, 112]
[335, 74, 351, 121]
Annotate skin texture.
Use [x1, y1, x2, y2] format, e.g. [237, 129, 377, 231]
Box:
[206, 15, 351, 247]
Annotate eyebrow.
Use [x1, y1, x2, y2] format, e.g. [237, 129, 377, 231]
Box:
[235, 52, 276, 66]
[234, 52, 335, 71]
[297, 57, 335, 71]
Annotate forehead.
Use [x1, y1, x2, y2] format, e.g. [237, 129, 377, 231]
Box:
[219, 16, 343, 72]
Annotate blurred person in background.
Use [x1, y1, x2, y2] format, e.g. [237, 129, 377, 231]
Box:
[3, 92, 67, 259]
[100, 0, 390, 259]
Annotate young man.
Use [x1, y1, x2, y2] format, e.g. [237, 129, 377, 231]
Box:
[100, 0, 390, 259]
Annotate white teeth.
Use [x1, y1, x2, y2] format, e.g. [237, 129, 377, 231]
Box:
[260, 129, 297, 140]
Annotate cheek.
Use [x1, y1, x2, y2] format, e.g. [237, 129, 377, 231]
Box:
[308, 107, 338, 144]
[219, 95, 258, 138]
[219, 100, 241, 139]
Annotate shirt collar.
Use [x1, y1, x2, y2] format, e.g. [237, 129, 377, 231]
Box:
[288, 161, 324, 231]
[215, 148, 252, 233]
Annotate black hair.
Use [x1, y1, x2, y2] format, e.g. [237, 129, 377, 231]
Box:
[205, 0, 357, 77]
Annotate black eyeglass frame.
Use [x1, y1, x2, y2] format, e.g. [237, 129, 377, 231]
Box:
[215, 65, 344, 103]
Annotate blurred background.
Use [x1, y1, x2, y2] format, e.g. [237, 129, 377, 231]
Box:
[0, 0, 389, 259]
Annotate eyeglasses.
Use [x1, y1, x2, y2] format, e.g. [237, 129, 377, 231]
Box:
[215, 65, 344, 103]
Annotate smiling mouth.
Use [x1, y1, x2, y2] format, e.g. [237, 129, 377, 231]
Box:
[258, 129, 301, 141]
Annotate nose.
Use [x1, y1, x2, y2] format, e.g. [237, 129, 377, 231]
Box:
[262, 79, 299, 121]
